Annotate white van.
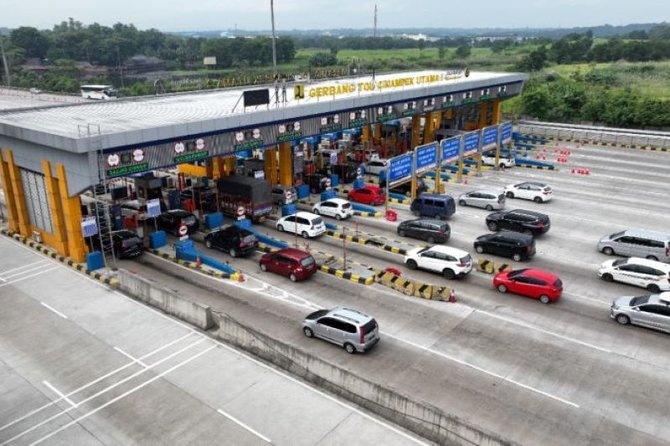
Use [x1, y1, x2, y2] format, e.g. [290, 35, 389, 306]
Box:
[276, 211, 326, 238]
[598, 229, 670, 263]
[599, 257, 670, 292]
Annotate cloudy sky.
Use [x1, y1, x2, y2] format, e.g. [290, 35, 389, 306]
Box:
[3, 0, 667, 31]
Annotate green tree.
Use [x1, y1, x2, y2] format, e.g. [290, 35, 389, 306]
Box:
[517, 46, 547, 71]
[438, 44, 446, 60]
[309, 52, 337, 67]
[10, 27, 50, 59]
[417, 39, 426, 55]
[454, 45, 471, 59]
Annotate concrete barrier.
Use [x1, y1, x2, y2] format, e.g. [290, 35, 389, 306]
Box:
[213, 311, 509, 446]
[117, 269, 214, 330]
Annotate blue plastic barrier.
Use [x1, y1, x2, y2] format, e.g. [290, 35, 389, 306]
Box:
[330, 174, 339, 188]
[245, 227, 289, 249]
[515, 158, 555, 169]
[513, 132, 548, 144]
[282, 204, 297, 216]
[352, 203, 378, 213]
[175, 239, 197, 260]
[422, 171, 452, 181]
[389, 192, 408, 201]
[86, 251, 105, 271]
[199, 255, 235, 274]
[205, 212, 224, 230]
[320, 190, 337, 201]
[325, 222, 339, 230]
[150, 231, 167, 249]
[233, 218, 252, 229]
[352, 178, 365, 189]
[296, 184, 310, 199]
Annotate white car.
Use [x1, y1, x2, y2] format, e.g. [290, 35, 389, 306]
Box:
[364, 159, 389, 176]
[404, 245, 473, 279]
[505, 182, 552, 203]
[276, 211, 326, 238]
[312, 198, 354, 220]
[347, 150, 380, 163]
[599, 257, 670, 293]
[481, 152, 515, 168]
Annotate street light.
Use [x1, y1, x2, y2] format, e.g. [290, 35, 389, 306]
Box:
[270, 0, 277, 79]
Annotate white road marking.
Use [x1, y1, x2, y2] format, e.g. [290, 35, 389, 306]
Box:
[40, 302, 68, 320]
[217, 409, 272, 444]
[0, 259, 49, 276]
[0, 267, 58, 288]
[42, 381, 77, 408]
[114, 347, 148, 368]
[0, 332, 196, 433]
[3, 264, 55, 280]
[384, 333, 580, 408]
[0, 338, 209, 446]
[28, 345, 217, 446]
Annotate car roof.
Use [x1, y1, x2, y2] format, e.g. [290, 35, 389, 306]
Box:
[508, 209, 547, 218]
[489, 231, 533, 241]
[414, 218, 445, 225]
[329, 306, 373, 324]
[619, 228, 670, 240]
[514, 181, 548, 187]
[167, 209, 190, 216]
[291, 211, 319, 218]
[515, 268, 560, 281]
[323, 198, 349, 205]
[624, 257, 670, 271]
[426, 245, 469, 257]
[275, 247, 313, 260]
[358, 184, 381, 191]
[112, 230, 138, 238]
[470, 189, 503, 195]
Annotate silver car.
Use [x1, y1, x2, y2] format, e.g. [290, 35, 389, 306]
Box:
[458, 190, 506, 211]
[301, 307, 380, 354]
[611, 292, 670, 333]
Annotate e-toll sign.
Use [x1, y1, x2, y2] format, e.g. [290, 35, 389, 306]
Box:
[482, 126, 498, 150]
[501, 122, 513, 144]
[388, 153, 413, 185]
[415, 142, 437, 174]
[440, 136, 461, 165]
[464, 131, 480, 154]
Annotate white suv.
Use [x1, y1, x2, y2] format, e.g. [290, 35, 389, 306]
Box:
[481, 152, 515, 168]
[599, 257, 670, 293]
[404, 245, 473, 279]
[505, 182, 552, 203]
[276, 212, 326, 238]
[312, 198, 354, 220]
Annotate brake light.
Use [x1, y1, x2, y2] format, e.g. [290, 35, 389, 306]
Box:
[456, 262, 466, 267]
[239, 242, 248, 247]
[526, 246, 532, 253]
[359, 328, 365, 343]
[666, 247, 670, 257]
[543, 191, 549, 195]
[538, 222, 544, 229]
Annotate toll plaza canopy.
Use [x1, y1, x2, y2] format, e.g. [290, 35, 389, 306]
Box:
[0, 69, 527, 192]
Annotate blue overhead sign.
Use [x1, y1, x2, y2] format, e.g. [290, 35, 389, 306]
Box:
[482, 126, 498, 149]
[415, 142, 437, 173]
[501, 122, 513, 143]
[464, 131, 480, 154]
[440, 136, 461, 165]
[388, 154, 413, 185]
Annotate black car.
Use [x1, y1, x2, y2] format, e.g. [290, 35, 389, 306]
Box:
[321, 163, 359, 184]
[303, 173, 330, 194]
[397, 219, 450, 244]
[381, 178, 428, 197]
[474, 232, 536, 262]
[485, 209, 550, 236]
[204, 225, 259, 258]
[90, 230, 144, 258]
[156, 210, 199, 235]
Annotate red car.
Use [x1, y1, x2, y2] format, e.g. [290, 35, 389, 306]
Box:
[259, 248, 317, 282]
[347, 185, 386, 206]
[493, 268, 563, 304]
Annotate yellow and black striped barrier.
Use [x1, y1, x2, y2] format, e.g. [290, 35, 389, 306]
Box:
[374, 269, 454, 301]
[477, 258, 513, 274]
[148, 248, 242, 281]
[326, 230, 368, 245]
[319, 264, 375, 285]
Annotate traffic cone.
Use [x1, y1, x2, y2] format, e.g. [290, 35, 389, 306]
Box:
[196, 256, 202, 267]
[448, 288, 457, 303]
[237, 273, 245, 282]
[463, 177, 468, 185]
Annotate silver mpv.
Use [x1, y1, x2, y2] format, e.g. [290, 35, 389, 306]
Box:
[611, 292, 670, 333]
[458, 190, 505, 211]
[302, 307, 380, 354]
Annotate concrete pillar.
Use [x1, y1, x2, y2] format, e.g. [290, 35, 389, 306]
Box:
[42, 160, 68, 255]
[0, 150, 19, 233]
[278, 142, 293, 187]
[56, 164, 86, 263]
[5, 149, 31, 237]
[410, 115, 421, 150]
[491, 98, 501, 124]
[423, 112, 435, 145]
[374, 123, 383, 145]
[479, 102, 489, 129]
[362, 124, 371, 147]
[264, 148, 278, 185]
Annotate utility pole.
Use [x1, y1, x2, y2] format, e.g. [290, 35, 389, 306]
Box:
[270, 0, 278, 79]
[373, 4, 378, 38]
[0, 36, 11, 87]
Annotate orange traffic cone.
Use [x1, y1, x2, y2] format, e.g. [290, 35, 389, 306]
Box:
[448, 288, 457, 303]
[196, 256, 202, 267]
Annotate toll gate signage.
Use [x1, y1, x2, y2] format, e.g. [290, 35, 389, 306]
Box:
[388, 154, 413, 185]
[147, 199, 162, 218]
[440, 136, 461, 165]
[482, 126, 499, 150]
[501, 122, 513, 144]
[464, 131, 480, 154]
[415, 142, 437, 174]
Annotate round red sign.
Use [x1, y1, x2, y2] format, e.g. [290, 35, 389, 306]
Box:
[178, 224, 188, 236]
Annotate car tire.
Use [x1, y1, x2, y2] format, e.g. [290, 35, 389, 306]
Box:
[513, 253, 522, 262]
[406, 259, 418, 270]
[459, 200, 466, 206]
[506, 191, 514, 198]
[344, 343, 356, 354]
[615, 314, 630, 325]
[601, 273, 613, 282]
[533, 196, 543, 203]
[647, 284, 661, 293]
[260, 263, 267, 272]
[205, 239, 212, 249]
[277, 224, 285, 232]
[485, 205, 493, 211]
[335, 214, 342, 221]
[539, 295, 551, 304]
[302, 231, 310, 239]
[427, 236, 435, 244]
[646, 255, 659, 261]
[475, 245, 484, 254]
[602, 247, 614, 256]
[313, 208, 320, 215]
[230, 248, 238, 258]
[398, 229, 406, 237]
[497, 284, 507, 293]
[443, 268, 455, 279]
[289, 273, 298, 282]
[303, 327, 314, 338]
[487, 222, 498, 231]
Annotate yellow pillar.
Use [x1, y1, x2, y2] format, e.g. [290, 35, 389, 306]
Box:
[0, 150, 19, 233]
[223, 156, 237, 177]
[445, 108, 455, 120]
[491, 98, 501, 124]
[362, 124, 371, 148]
[5, 149, 31, 237]
[423, 112, 435, 145]
[374, 123, 383, 145]
[456, 159, 464, 184]
[434, 111, 443, 133]
[278, 142, 293, 187]
[42, 160, 68, 255]
[479, 102, 489, 130]
[56, 164, 86, 263]
[410, 115, 421, 150]
[264, 148, 278, 185]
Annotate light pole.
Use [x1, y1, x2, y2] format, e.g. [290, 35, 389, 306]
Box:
[270, 0, 277, 79]
[0, 36, 10, 87]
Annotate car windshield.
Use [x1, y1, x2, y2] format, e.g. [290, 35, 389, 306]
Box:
[610, 231, 626, 240]
[241, 234, 257, 244]
[183, 216, 196, 225]
[305, 309, 328, 320]
[312, 217, 323, 225]
[362, 319, 378, 335]
[508, 269, 529, 278]
[300, 256, 316, 267]
[342, 203, 351, 209]
[417, 247, 429, 255]
[554, 279, 563, 288]
[612, 259, 627, 267]
[460, 255, 472, 264]
[630, 295, 651, 306]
